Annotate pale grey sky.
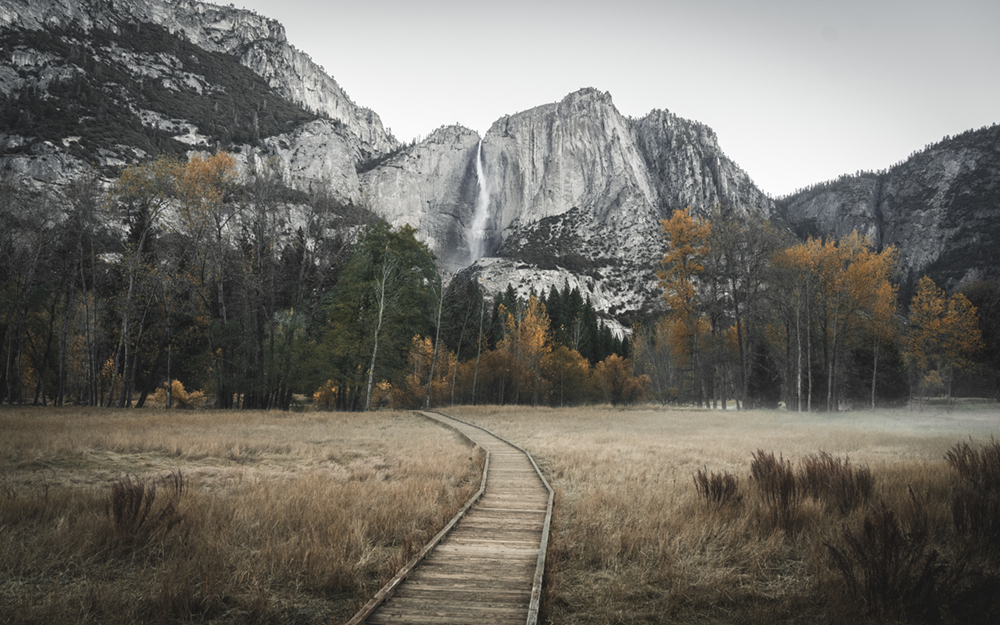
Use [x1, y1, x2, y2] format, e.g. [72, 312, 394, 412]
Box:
[234, 0, 999, 197]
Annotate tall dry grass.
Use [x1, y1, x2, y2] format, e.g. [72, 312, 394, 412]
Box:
[447, 404, 1000, 624]
[0, 407, 483, 624]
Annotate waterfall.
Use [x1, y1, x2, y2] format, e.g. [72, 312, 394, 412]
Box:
[468, 139, 490, 263]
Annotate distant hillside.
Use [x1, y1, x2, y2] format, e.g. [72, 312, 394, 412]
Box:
[776, 124, 1000, 292]
[4, 0, 999, 330]
[0, 21, 320, 166]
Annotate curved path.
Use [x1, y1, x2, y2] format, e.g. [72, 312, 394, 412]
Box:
[350, 411, 553, 625]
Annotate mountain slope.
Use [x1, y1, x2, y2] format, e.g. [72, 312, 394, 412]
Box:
[8, 0, 998, 328]
[777, 124, 1000, 290]
[0, 0, 395, 154]
[0, 0, 394, 202]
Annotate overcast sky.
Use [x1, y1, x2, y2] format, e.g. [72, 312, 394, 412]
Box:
[233, 0, 999, 197]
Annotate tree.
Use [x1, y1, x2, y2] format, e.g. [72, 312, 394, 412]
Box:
[708, 209, 786, 408]
[105, 155, 177, 407]
[771, 242, 818, 411]
[541, 345, 591, 406]
[658, 208, 711, 404]
[0, 180, 62, 404]
[808, 232, 896, 410]
[902, 276, 982, 400]
[497, 294, 552, 406]
[864, 276, 899, 409]
[324, 223, 437, 411]
[440, 279, 486, 405]
[173, 152, 239, 408]
[960, 281, 1000, 396]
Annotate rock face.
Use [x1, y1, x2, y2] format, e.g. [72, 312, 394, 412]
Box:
[254, 119, 363, 204]
[361, 125, 481, 272]
[777, 125, 1000, 289]
[0, 0, 396, 157]
[464, 89, 773, 321]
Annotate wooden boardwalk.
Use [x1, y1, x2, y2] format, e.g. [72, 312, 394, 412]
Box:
[349, 411, 553, 625]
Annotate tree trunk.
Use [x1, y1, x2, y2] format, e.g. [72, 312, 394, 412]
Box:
[472, 299, 484, 405]
[365, 262, 391, 411]
[425, 287, 444, 410]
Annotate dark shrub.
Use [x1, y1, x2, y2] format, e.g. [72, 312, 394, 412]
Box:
[693, 469, 741, 508]
[827, 505, 943, 622]
[750, 450, 799, 529]
[799, 451, 873, 513]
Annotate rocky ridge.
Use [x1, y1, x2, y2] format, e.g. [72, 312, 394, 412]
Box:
[6, 0, 996, 328]
[777, 124, 1000, 290]
[0, 0, 395, 155]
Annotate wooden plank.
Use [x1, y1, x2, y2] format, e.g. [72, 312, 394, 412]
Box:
[353, 411, 553, 625]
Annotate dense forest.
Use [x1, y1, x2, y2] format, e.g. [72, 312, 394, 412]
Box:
[1, 154, 998, 410]
[0, 152, 630, 410]
[636, 208, 997, 409]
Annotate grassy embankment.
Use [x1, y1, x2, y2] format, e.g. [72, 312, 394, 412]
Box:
[0, 408, 483, 624]
[447, 404, 1000, 624]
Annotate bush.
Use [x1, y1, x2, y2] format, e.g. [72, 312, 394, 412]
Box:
[312, 380, 337, 410]
[826, 505, 944, 622]
[151, 380, 206, 409]
[947, 439, 1000, 559]
[750, 450, 800, 529]
[799, 451, 873, 513]
[693, 469, 741, 508]
[951, 488, 1000, 555]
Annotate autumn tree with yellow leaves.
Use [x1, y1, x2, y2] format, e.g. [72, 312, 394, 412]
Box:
[902, 276, 982, 400]
[658, 208, 712, 404]
[498, 294, 552, 406]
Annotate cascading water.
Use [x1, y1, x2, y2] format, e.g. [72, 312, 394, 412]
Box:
[467, 139, 490, 263]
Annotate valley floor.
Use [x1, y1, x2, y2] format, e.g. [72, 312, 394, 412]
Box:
[2, 403, 998, 624]
[445, 404, 1000, 624]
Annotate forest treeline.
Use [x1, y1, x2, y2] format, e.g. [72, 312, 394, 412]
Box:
[1, 154, 998, 410]
[640, 208, 996, 410]
[0, 152, 631, 410]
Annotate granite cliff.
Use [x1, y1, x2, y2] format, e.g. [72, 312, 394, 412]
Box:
[777, 125, 1000, 290]
[0, 0, 394, 153]
[4, 0, 998, 327]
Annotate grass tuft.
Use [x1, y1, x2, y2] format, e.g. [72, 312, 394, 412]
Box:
[800, 451, 873, 513]
[693, 468, 741, 508]
[106, 475, 183, 545]
[945, 438, 1000, 493]
[750, 449, 800, 530]
[826, 503, 943, 621]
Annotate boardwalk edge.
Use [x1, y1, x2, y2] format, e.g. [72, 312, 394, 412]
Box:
[344, 413, 490, 625]
[433, 411, 555, 625]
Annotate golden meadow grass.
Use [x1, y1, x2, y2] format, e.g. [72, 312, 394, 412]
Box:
[0, 408, 483, 624]
[4, 404, 999, 624]
[445, 404, 1000, 624]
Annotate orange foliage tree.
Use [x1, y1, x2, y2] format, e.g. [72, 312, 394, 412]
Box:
[658, 208, 711, 404]
[902, 276, 982, 399]
[594, 354, 650, 405]
[498, 295, 552, 406]
[807, 232, 897, 410]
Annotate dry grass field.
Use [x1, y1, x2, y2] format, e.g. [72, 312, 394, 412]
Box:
[4, 404, 998, 624]
[445, 404, 1000, 625]
[0, 408, 483, 624]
